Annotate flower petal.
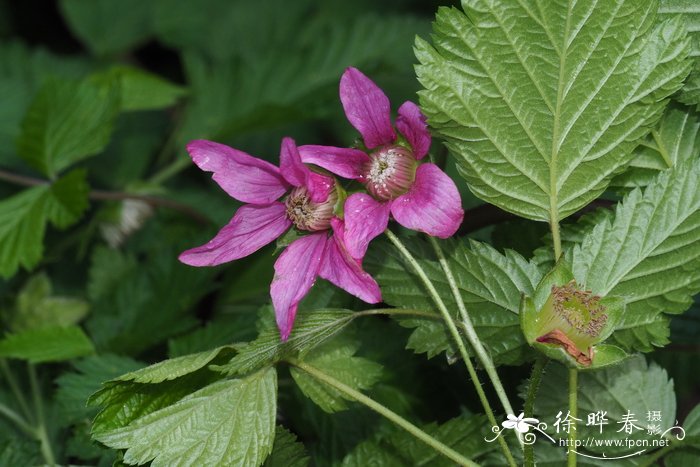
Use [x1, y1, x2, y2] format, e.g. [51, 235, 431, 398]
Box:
[340, 67, 396, 149]
[319, 218, 382, 304]
[390, 163, 464, 238]
[396, 101, 431, 159]
[280, 137, 333, 202]
[187, 139, 288, 204]
[299, 145, 370, 179]
[343, 193, 390, 260]
[179, 203, 291, 266]
[271, 232, 328, 340]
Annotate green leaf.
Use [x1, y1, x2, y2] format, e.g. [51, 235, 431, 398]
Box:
[17, 78, 119, 177]
[416, 1, 691, 222]
[615, 103, 700, 187]
[660, 0, 700, 57]
[364, 237, 541, 365]
[290, 336, 383, 413]
[0, 325, 94, 363]
[263, 426, 309, 467]
[95, 367, 277, 467]
[11, 273, 89, 332]
[0, 170, 89, 278]
[90, 66, 186, 111]
[59, 0, 153, 56]
[217, 308, 358, 376]
[55, 354, 143, 426]
[665, 404, 700, 465]
[341, 414, 495, 466]
[570, 157, 700, 350]
[528, 356, 676, 456]
[114, 346, 234, 384]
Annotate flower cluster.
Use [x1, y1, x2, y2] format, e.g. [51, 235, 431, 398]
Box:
[179, 67, 464, 339]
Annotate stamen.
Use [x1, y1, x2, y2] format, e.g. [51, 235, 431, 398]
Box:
[362, 145, 417, 200]
[285, 186, 337, 231]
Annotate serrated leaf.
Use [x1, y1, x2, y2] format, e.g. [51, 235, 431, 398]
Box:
[17, 78, 119, 177]
[56, 354, 143, 426]
[570, 157, 700, 351]
[290, 336, 383, 413]
[263, 426, 309, 467]
[11, 272, 89, 332]
[417, 1, 691, 222]
[90, 66, 186, 111]
[364, 237, 541, 365]
[0, 325, 94, 363]
[341, 414, 495, 467]
[95, 367, 277, 467]
[528, 356, 676, 456]
[217, 309, 357, 376]
[115, 346, 233, 384]
[59, 0, 153, 56]
[660, 0, 700, 57]
[665, 404, 700, 465]
[0, 170, 89, 278]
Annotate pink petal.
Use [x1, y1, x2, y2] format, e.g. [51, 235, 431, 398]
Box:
[396, 101, 431, 159]
[319, 218, 382, 304]
[340, 67, 396, 149]
[390, 163, 464, 238]
[299, 145, 370, 179]
[179, 203, 291, 266]
[187, 140, 288, 204]
[280, 137, 333, 203]
[271, 232, 328, 340]
[343, 193, 390, 260]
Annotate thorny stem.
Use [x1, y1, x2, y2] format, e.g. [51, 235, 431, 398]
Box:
[428, 237, 518, 426]
[29, 364, 56, 466]
[568, 368, 578, 467]
[0, 168, 209, 224]
[523, 356, 548, 467]
[385, 229, 517, 467]
[289, 359, 479, 467]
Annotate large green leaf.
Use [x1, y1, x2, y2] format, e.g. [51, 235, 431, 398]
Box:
[95, 367, 277, 467]
[290, 336, 383, 413]
[0, 169, 89, 278]
[659, 1, 700, 107]
[263, 426, 309, 467]
[0, 325, 94, 363]
[570, 157, 700, 350]
[365, 237, 541, 365]
[17, 78, 119, 177]
[416, 1, 691, 222]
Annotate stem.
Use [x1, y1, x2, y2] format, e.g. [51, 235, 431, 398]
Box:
[523, 357, 547, 467]
[0, 403, 35, 437]
[0, 168, 209, 224]
[290, 359, 479, 467]
[568, 368, 578, 467]
[385, 230, 517, 466]
[427, 237, 516, 419]
[551, 216, 562, 259]
[0, 359, 33, 423]
[28, 364, 55, 466]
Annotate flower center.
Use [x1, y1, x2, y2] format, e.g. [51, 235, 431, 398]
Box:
[284, 186, 337, 231]
[361, 145, 417, 201]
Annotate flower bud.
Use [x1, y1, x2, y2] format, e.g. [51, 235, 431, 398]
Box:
[285, 185, 338, 231]
[361, 145, 417, 200]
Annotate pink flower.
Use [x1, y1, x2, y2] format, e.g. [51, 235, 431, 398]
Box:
[300, 67, 464, 259]
[178, 137, 381, 340]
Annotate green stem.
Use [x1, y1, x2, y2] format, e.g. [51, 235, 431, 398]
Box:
[0, 403, 35, 437]
[427, 237, 516, 421]
[523, 357, 547, 467]
[568, 368, 578, 467]
[385, 230, 517, 467]
[28, 364, 56, 466]
[289, 359, 479, 467]
[0, 359, 33, 423]
[551, 216, 562, 259]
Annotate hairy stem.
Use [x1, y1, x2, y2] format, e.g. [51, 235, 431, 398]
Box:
[289, 359, 479, 467]
[428, 237, 517, 421]
[568, 368, 578, 467]
[28, 364, 55, 466]
[385, 230, 517, 466]
[523, 356, 548, 467]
